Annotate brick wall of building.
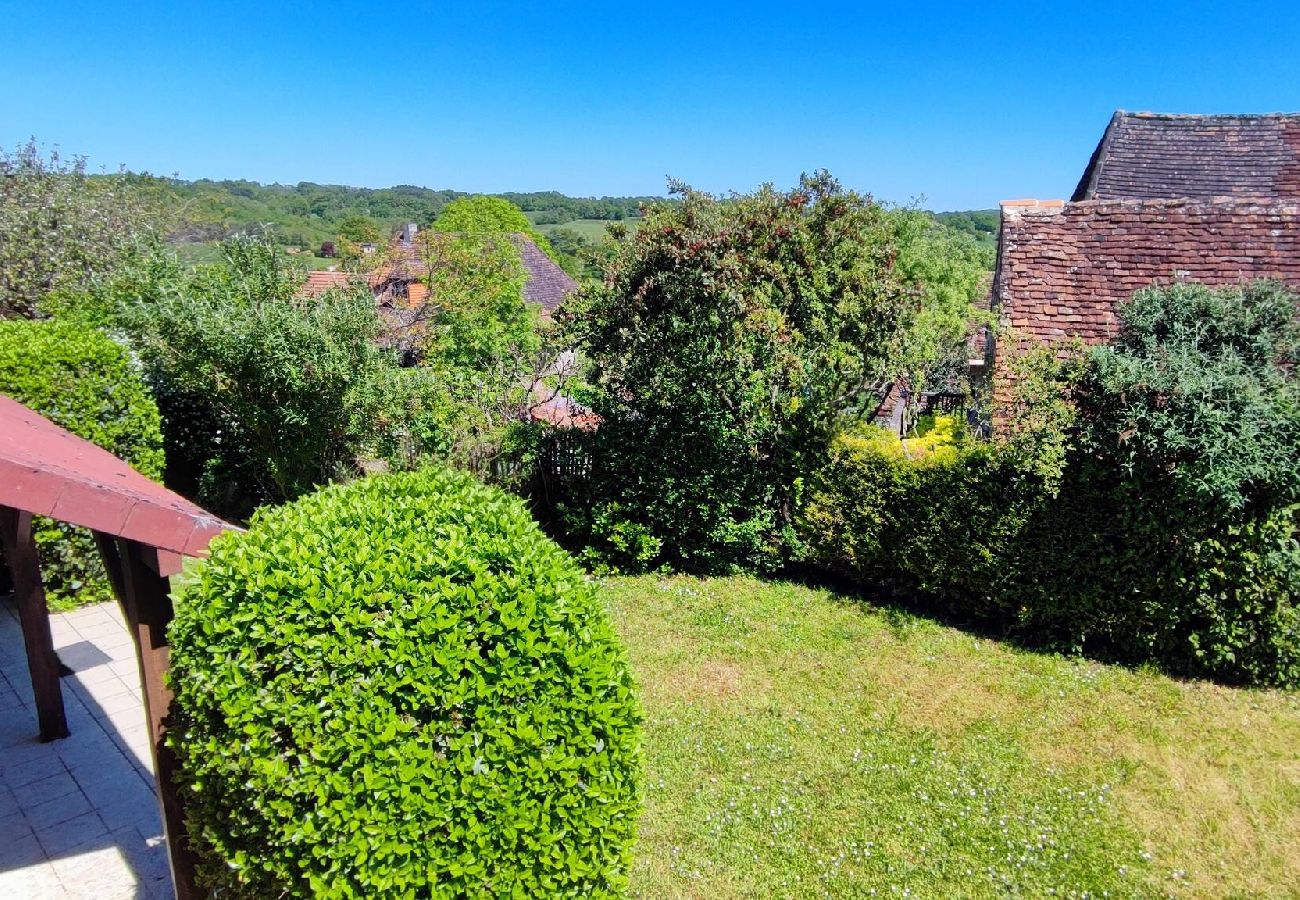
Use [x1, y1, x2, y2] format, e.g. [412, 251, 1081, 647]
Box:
[990, 197, 1300, 409]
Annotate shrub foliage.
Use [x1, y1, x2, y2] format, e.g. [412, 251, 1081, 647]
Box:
[121, 236, 447, 518]
[562, 172, 913, 572]
[167, 468, 641, 897]
[804, 282, 1300, 686]
[0, 320, 163, 605]
[0, 140, 162, 319]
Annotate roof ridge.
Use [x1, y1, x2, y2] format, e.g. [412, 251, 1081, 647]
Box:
[1121, 110, 1300, 120]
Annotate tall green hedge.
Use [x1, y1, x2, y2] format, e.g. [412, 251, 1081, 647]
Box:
[801, 282, 1300, 687]
[0, 320, 163, 606]
[167, 468, 642, 898]
[801, 428, 1300, 686]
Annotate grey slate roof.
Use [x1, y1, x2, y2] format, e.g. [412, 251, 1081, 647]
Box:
[380, 232, 577, 315]
[1072, 111, 1300, 201]
[512, 235, 578, 315]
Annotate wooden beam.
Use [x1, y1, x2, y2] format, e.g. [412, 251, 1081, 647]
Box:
[110, 538, 200, 900]
[0, 505, 69, 742]
[92, 532, 127, 604]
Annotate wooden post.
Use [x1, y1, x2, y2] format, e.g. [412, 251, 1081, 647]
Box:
[0, 505, 69, 742]
[106, 537, 200, 900]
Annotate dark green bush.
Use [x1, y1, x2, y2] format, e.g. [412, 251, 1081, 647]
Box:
[0, 320, 163, 606]
[167, 468, 642, 898]
[801, 282, 1300, 687]
[562, 173, 914, 573]
[1021, 281, 1300, 684]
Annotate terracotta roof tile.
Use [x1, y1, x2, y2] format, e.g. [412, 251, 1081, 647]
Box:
[301, 270, 363, 296]
[992, 198, 1300, 408]
[512, 235, 579, 315]
[1074, 111, 1300, 201]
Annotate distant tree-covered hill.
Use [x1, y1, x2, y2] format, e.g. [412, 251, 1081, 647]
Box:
[933, 209, 1000, 248]
[112, 172, 1000, 275]
[127, 175, 659, 251]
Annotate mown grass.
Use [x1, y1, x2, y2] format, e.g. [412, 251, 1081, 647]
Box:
[172, 241, 338, 270]
[534, 217, 642, 242]
[600, 575, 1300, 898]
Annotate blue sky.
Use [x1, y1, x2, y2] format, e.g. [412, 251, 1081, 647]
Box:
[3, 1, 1298, 209]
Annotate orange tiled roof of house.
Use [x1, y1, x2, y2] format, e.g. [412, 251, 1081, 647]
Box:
[528, 394, 600, 430]
[301, 270, 362, 296]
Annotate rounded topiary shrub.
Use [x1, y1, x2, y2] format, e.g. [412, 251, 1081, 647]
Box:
[167, 468, 641, 898]
[0, 320, 163, 605]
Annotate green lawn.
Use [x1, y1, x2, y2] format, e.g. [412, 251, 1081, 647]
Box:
[173, 241, 339, 271]
[600, 575, 1300, 898]
[534, 217, 642, 242]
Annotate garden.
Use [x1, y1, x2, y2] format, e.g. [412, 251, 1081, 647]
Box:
[1, 145, 1297, 896]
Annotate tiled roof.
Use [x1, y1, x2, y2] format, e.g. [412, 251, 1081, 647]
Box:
[992, 197, 1300, 405]
[512, 235, 579, 315]
[372, 233, 578, 316]
[528, 394, 600, 430]
[0, 395, 233, 573]
[302, 270, 363, 296]
[1073, 111, 1300, 201]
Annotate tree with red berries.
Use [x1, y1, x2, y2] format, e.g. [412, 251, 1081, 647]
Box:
[562, 172, 914, 572]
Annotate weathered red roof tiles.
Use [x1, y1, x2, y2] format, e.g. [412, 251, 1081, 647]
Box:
[302, 270, 362, 296]
[0, 395, 233, 572]
[512, 235, 578, 316]
[991, 197, 1300, 405]
[1073, 111, 1300, 201]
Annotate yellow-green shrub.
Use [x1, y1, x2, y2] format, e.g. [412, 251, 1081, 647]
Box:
[167, 468, 642, 898]
[800, 425, 1044, 616]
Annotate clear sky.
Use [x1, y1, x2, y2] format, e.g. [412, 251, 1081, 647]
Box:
[3, 1, 1298, 210]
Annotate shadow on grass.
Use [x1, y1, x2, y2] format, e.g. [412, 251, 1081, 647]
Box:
[775, 562, 1176, 682]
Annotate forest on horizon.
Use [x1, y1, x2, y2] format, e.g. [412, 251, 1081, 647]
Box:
[117, 173, 1000, 266]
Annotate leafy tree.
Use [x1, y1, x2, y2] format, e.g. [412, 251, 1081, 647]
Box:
[888, 207, 993, 395]
[933, 209, 1000, 248]
[432, 196, 562, 265]
[0, 140, 161, 318]
[562, 172, 912, 572]
[402, 231, 562, 475]
[544, 227, 597, 279]
[433, 195, 536, 233]
[335, 213, 382, 244]
[123, 236, 445, 517]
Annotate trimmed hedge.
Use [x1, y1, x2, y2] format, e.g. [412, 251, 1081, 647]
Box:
[801, 429, 1300, 686]
[0, 320, 163, 606]
[167, 468, 641, 898]
[801, 283, 1300, 686]
[800, 424, 1047, 624]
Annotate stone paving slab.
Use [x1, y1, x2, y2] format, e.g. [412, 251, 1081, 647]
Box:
[0, 598, 172, 898]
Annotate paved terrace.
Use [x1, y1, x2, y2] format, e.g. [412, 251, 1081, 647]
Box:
[0, 598, 170, 899]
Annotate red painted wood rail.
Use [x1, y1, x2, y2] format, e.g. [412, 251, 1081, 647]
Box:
[1, 394, 235, 899]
